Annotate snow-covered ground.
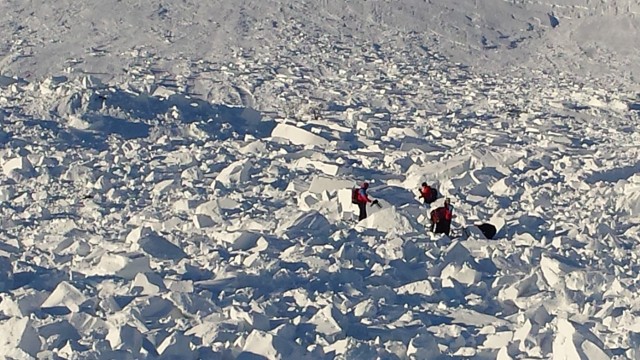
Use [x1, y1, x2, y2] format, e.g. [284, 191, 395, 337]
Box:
[1, 0, 640, 359]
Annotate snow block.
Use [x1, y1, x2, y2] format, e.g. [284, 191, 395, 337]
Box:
[107, 324, 143, 355]
[271, 123, 330, 146]
[240, 329, 290, 360]
[298, 190, 321, 210]
[216, 159, 254, 186]
[127, 226, 187, 261]
[195, 200, 225, 223]
[309, 305, 343, 339]
[131, 272, 167, 295]
[157, 332, 194, 359]
[359, 206, 414, 234]
[441, 262, 481, 286]
[41, 281, 88, 312]
[482, 331, 513, 349]
[94, 252, 152, 280]
[0, 289, 48, 316]
[38, 320, 81, 348]
[185, 319, 220, 344]
[407, 332, 442, 359]
[0, 185, 16, 202]
[294, 158, 340, 176]
[353, 298, 377, 318]
[308, 175, 354, 194]
[540, 254, 580, 288]
[152, 178, 178, 197]
[395, 280, 435, 296]
[277, 210, 331, 239]
[215, 231, 262, 251]
[0, 317, 42, 357]
[552, 318, 610, 360]
[2, 156, 35, 179]
[497, 273, 541, 303]
[193, 214, 216, 229]
[616, 176, 640, 216]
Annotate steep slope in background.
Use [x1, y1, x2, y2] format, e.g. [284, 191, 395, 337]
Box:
[1, 0, 639, 94]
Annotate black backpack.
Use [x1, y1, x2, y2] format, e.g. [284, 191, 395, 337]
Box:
[351, 188, 359, 204]
[477, 223, 497, 239]
[428, 186, 438, 202]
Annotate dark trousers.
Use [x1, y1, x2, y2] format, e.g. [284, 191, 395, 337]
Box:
[432, 221, 451, 236]
[358, 202, 367, 221]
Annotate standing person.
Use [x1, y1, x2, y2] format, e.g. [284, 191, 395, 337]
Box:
[430, 198, 453, 236]
[418, 182, 437, 204]
[353, 182, 379, 221]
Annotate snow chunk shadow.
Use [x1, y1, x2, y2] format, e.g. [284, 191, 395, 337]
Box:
[47, 79, 276, 149]
[96, 89, 276, 139]
[72, 113, 151, 141]
[584, 162, 640, 184]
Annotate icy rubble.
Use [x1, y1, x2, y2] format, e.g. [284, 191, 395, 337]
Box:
[0, 26, 638, 359]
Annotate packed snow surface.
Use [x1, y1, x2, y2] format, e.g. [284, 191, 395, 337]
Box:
[1, 0, 640, 359]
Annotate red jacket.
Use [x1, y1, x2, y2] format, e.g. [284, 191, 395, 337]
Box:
[357, 188, 371, 204]
[419, 185, 432, 199]
[431, 205, 452, 223]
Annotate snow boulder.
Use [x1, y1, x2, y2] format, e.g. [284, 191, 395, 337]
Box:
[131, 272, 167, 295]
[216, 159, 254, 187]
[0, 317, 42, 358]
[195, 200, 226, 225]
[371, 185, 422, 208]
[0, 289, 48, 316]
[552, 318, 610, 360]
[407, 332, 442, 359]
[358, 205, 415, 234]
[271, 123, 330, 146]
[308, 176, 354, 194]
[308, 305, 343, 340]
[540, 254, 581, 289]
[93, 252, 152, 280]
[395, 279, 435, 296]
[616, 174, 640, 217]
[214, 231, 264, 251]
[441, 262, 481, 286]
[157, 332, 195, 359]
[239, 329, 294, 359]
[2, 156, 36, 180]
[106, 324, 144, 355]
[277, 210, 331, 239]
[126, 226, 187, 261]
[41, 281, 89, 313]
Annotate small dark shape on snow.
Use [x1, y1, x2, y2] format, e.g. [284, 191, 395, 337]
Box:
[477, 223, 497, 240]
[548, 12, 559, 28]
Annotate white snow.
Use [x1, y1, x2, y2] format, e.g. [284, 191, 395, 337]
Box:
[0, 0, 638, 358]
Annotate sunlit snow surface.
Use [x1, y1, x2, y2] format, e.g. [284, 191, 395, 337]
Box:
[1, 0, 640, 359]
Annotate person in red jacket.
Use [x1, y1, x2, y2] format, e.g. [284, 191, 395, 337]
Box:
[430, 198, 453, 236]
[418, 182, 437, 204]
[355, 182, 379, 221]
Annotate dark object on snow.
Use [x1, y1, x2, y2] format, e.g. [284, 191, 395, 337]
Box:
[548, 12, 559, 28]
[477, 223, 497, 240]
[371, 199, 381, 208]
